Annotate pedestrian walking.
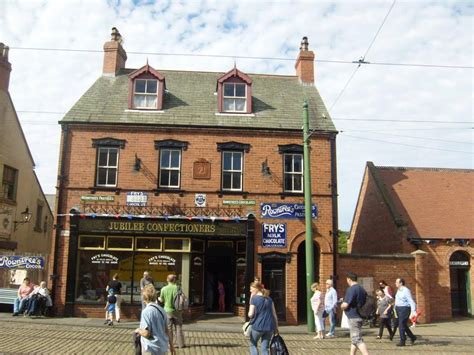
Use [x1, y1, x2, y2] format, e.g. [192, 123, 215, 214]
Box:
[135, 284, 175, 355]
[375, 289, 394, 340]
[140, 271, 154, 310]
[159, 274, 185, 349]
[310, 282, 325, 339]
[104, 289, 116, 326]
[248, 281, 279, 355]
[394, 278, 417, 347]
[106, 273, 122, 322]
[324, 279, 338, 338]
[341, 272, 369, 355]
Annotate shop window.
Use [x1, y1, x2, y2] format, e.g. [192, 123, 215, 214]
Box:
[236, 256, 246, 304]
[191, 239, 205, 253]
[107, 236, 133, 250]
[164, 238, 191, 252]
[79, 236, 105, 250]
[136, 237, 162, 251]
[190, 254, 204, 305]
[1, 165, 17, 201]
[236, 240, 246, 254]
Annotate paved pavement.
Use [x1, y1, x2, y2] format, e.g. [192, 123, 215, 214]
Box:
[0, 313, 473, 354]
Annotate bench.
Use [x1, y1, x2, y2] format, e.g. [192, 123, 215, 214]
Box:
[0, 288, 17, 305]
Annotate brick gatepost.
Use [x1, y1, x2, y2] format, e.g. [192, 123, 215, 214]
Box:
[412, 249, 431, 323]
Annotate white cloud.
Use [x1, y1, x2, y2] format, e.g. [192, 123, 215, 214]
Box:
[1, 0, 472, 230]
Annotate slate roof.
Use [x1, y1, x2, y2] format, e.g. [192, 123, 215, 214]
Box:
[60, 69, 336, 132]
[368, 162, 474, 239]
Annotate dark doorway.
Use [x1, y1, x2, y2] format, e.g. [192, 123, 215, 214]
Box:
[205, 241, 234, 313]
[262, 259, 286, 321]
[450, 251, 471, 317]
[297, 241, 320, 323]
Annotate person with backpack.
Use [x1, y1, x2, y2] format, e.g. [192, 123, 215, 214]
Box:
[159, 274, 185, 349]
[341, 272, 369, 355]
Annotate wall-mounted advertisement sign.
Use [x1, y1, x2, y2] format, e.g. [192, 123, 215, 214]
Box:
[126, 191, 148, 207]
[195, 193, 207, 207]
[193, 256, 203, 266]
[0, 255, 45, 269]
[80, 195, 115, 203]
[260, 203, 317, 219]
[262, 223, 287, 248]
[222, 200, 256, 206]
[91, 254, 119, 265]
[149, 255, 176, 266]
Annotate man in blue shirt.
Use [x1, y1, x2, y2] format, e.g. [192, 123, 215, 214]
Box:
[394, 278, 417, 347]
[341, 272, 369, 355]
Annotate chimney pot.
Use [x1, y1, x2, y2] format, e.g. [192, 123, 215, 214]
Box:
[103, 27, 127, 76]
[0, 42, 12, 92]
[295, 36, 315, 85]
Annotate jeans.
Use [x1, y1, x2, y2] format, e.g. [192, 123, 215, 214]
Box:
[249, 329, 273, 355]
[378, 317, 393, 338]
[13, 297, 29, 314]
[396, 306, 415, 344]
[326, 309, 336, 335]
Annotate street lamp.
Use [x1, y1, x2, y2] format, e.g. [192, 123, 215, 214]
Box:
[13, 207, 32, 231]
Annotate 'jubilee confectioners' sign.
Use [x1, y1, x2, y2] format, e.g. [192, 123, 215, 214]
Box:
[78, 219, 246, 237]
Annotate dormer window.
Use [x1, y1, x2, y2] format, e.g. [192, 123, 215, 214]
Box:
[128, 63, 165, 110]
[217, 67, 252, 114]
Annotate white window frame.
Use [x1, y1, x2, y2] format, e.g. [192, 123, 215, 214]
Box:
[283, 153, 303, 193]
[222, 151, 243, 191]
[159, 149, 181, 189]
[133, 79, 158, 109]
[96, 147, 119, 187]
[223, 83, 247, 113]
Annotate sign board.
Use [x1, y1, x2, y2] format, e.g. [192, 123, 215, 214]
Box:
[0, 255, 45, 269]
[450, 261, 469, 266]
[260, 203, 317, 219]
[149, 255, 176, 266]
[91, 253, 118, 265]
[80, 195, 115, 203]
[223, 200, 256, 206]
[195, 193, 207, 207]
[126, 192, 148, 207]
[262, 223, 287, 248]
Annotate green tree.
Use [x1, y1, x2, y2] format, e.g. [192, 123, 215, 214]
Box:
[338, 230, 349, 254]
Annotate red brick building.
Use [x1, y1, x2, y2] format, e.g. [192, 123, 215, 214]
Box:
[344, 162, 473, 322]
[52, 29, 338, 324]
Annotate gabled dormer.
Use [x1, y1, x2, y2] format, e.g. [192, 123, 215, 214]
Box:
[128, 63, 166, 110]
[217, 66, 252, 114]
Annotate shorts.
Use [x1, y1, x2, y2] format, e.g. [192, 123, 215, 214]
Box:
[349, 317, 364, 346]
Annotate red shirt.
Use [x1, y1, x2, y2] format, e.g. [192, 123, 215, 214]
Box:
[18, 283, 35, 298]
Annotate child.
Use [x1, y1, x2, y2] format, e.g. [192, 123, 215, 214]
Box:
[104, 289, 117, 326]
[217, 281, 225, 312]
[375, 289, 394, 340]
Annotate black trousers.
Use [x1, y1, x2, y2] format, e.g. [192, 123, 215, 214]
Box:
[396, 306, 415, 344]
[378, 317, 393, 338]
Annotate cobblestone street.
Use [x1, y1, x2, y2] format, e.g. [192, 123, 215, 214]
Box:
[0, 315, 473, 354]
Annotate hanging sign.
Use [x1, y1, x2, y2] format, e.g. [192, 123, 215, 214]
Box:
[450, 261, 469, 266]
[195, 193, 207, 207]
[0, 255, 45, 269]
[126, 192, 148, 207]
[223, 200, 256, 206]
[91, 253, 119, 265]
[260, 203, 317, 219]
[262, 223, 287, 248]
[149, 255, 176, 266]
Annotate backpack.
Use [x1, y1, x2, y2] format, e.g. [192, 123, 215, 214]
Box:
[270, 334, 289, 355]
[173, 287, 188, 311]
[357, 292, 376, 319]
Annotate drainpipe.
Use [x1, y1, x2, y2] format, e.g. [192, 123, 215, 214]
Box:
[330, 133, 338, 283]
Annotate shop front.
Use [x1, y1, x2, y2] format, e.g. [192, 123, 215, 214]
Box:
[65, 215, 255, 319]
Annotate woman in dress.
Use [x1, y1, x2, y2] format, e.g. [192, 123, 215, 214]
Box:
[311, 282, 325, 339]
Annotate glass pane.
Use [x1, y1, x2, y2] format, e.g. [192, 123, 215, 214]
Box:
[237, 241, 246, 254]
[171, 151, 180, 168]
[136, 238, 162, 250]
[107, 168, 117, 185]
[223, 152, 232, 170]
[284, 155, 292, 173]
[108, 237, 133, 250]
[161, 150, 170, 168]
[190, 253, 203, 305]
[97, 168, 107, 185]
[223, 172, 231, 189]
[223, 98, 234, 111]
[294, 155, 302, 172]
[164, 238, 190, 251]
[235, 99, 246, 111]
[160, 170, 170, 186]
[146, 80, 157, 93]
[79, 236, 105, 249]
[232, 172, 241, 190]
[145, 95, 157, 108]
[170, 171, 179, 187]
[284, 174, 292, 191]
[134, 94, 146, 107]
[235, 84, 246, 97]
[224, 83, 234, 97]
[135, 79, 146, 93]
[294, 175, 303, 191]
[191, 239, 204, 252]
[98, 149, 108, 166]
[108, 149, 118, 167]
[232, 153, 242, 170]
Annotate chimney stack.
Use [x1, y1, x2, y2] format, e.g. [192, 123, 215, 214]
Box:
[103, 27, 127, 76]
[295, 36, 315, 85]
[0, 43, 12, 92]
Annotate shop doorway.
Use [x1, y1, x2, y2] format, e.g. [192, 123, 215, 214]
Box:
[450, 251, 472, 317]
[297, 241, 320, 323]
[205, 241, 235, 313]
[262, 258, 286, 321]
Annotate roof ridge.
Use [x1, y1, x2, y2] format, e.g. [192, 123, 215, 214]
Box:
[119, 67, 298, 78]
[375, 165, 473, 173]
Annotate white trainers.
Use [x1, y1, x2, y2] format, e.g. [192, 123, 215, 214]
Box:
[326, 333, 335, 338]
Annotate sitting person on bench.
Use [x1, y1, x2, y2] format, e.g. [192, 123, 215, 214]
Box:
[13, 277, 35, 316]
[27, 281, 52, 316]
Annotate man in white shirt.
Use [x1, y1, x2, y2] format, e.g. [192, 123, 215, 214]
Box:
[324, 279, 338, 337]
[394, 278, 417, 347]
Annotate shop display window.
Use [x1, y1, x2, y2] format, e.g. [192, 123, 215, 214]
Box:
[236, 256, 246, 304]
[79, 236, 105, 249]
[190, 253, 204, 305]
[107, 236, 133, 250]
[164, 238, 190, 252]
[136, 237, 162, 251]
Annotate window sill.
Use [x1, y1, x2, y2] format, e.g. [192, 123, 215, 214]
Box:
[279, 192, 304, 199]
[217, 190, 249, 198]
[124, 109, 165, 113]
[215, 112, 255, 117]
[89, 187, 121, 195]
[154, 189, 185, 197]
[0, 197, 17, 206]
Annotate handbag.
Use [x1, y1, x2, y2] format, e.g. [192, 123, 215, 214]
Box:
[133, 332, 141, 355]
[243, 321, 252, 337]
[270, 334, 289, 355]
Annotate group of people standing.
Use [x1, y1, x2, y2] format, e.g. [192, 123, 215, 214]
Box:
[310, 279, 338, 339]
[12, 277, 52, 317]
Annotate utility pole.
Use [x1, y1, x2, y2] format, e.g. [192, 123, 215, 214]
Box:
[303, 100, 315, 333]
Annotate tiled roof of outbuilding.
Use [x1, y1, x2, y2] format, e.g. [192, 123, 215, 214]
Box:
[60, 69, 336, 132]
